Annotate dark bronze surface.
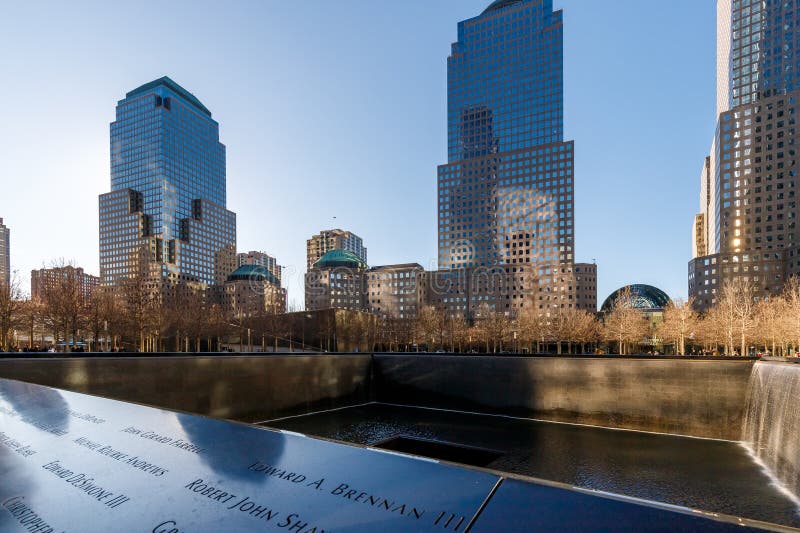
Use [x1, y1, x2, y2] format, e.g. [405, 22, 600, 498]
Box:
[265, 403, 800, 527]
[0, 378, 496, 532]
[473, 478, 764, 532]
[0, 354, 372, 422]
[0, 377, 782, 531]
[372, 354, 755, 439]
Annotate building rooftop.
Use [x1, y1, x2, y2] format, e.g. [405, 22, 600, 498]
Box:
[126, 76, 212, 117]
[313, 249, 368, 270]
[368, 263, 424, 272]
[227, 264, 279, 285]
[482, 0, 525, 14]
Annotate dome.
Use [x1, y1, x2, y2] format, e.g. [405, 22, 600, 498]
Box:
[600, 284, 671, 313]
[313, 249, 367, 270]
[227, 264, 279, 285]
[482, 0, 524, 14]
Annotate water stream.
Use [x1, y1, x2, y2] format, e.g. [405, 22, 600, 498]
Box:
[742, 360, 800, 506]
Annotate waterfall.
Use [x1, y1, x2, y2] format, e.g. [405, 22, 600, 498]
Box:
[742, 361, 800, 502]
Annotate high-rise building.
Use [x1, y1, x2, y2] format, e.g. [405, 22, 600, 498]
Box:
[690, 1, 800, 309]
[216, 264, 287, 316]
[366, 263, 424, 319]
[0, 218, 8, 288]
[305, 250, 368, 312]
[237, 251, 283, 285]
[306, 229, 366, 271]
[99, 77, 236, 289]
[437, 0, 594, 315]
[31, 266, 99, 303]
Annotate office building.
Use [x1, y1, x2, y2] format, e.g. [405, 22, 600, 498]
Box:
[366, 263, 424, 319]
[306, 229, 366, 271]
[690, 0, 800, 309]
[237, 251, 283, 285]
[31, 266, 99, 303]
[99, 77, 236, 290]
[305, 250, 368, 311]
[217, 264, 286, 316]
[437, 0, 594, 315]
[0, 218, 8, 288]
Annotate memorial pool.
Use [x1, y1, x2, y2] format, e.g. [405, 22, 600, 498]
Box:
[265, 403, 800, 528]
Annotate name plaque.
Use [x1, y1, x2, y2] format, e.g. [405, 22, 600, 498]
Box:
[0, 378, 772, 532]
[0, 378, 497, 532]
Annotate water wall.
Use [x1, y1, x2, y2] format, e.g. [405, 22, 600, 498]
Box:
[742, 360, 800, 498]
[374, 355, 754, 439]
[0, 353, 756, 440]
[0, 354, 372, 423]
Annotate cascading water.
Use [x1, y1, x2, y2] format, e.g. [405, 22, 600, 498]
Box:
[742, 360, 800, 504]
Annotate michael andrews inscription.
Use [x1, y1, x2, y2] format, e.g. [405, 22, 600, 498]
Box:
[74, 436, 168, 477]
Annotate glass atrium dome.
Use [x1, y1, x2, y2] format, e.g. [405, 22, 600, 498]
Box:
[600, 284, 671, 313]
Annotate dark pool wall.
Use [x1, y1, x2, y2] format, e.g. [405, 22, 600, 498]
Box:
[0, 354, 755, 439]
[0, 354, 372, 423]
[372, 355, 755, 440]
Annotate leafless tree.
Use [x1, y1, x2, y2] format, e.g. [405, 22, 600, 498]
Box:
[602, 288, 649, 355]
[716, 277, 756, 356]
[782, 276, 800, 354]
[658, 297, 698, 355]
[0, 272, 23, 351]
[516, 306, 549, 353]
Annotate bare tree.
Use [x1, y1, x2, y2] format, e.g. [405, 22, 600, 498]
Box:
[658, 297, 698, 355]
[602, 288, 649, 355]
[39, 261, 87, 352]
[18, 297, 44, 350]
[753, 296, 785, 356]
[716, 277, 756, 356]
[516, 306, 549, 353]
[85, 289, 119, 352]
[0, 272, 23, 351]
[415, 306, 446, 351]
[782, 276, 800, 354]
[571, 309, 600, 354]
[475, 304, 512, 353]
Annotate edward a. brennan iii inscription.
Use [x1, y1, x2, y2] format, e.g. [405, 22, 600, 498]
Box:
[0, 377, 772, 532]
[0, 378, 496, 532]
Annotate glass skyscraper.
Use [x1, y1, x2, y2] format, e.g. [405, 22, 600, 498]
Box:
[690, 0, 800, 309]
[437, 0, 593, 315]
[99, 77, 236, 288]
[0, 218, 8, 289]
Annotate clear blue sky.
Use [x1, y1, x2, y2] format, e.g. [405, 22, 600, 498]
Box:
[0, 1, 716, 309]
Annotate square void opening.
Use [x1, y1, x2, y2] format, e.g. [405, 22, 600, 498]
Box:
[373, 436, 503, 467]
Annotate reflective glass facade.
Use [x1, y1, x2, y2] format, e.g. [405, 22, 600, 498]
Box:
[447, 0, 563, 161]
[99, 77, 236, 287]
[690, 0, 800, 309]
[438, 0, 574, 273]
[722, 0, 800, 109]
[0, 218, 8, 288]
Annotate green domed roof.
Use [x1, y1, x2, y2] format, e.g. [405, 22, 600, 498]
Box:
[227, 264, 279, 285]
[483, 0, 524, 14]
[313, 249, 367, 270]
